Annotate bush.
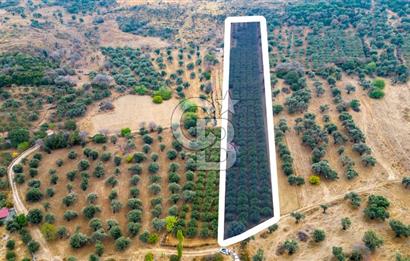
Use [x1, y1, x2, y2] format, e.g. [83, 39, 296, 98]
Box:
[127, 209, 142, 223]
[345, 192, 361, 208]
[341, 217, 351, 230]
[114, 156, 122, 166]
[83, 205, 101, 219]
[313, 229, 326, 242]
[27, 240, 40, 253]
[153, 87, 172, 100]
[115, 237, 131, 251]
[120, 128, 131, 137]
[389, 220, 410, 238]
[12, 164, 23, 173]
[272, 104, 284, 115]
[40, 223, 57, 241]
[362, 230, 383, 252]
[145, 253, 154, 261]
[128, 164, 142, 175]
[372, 78, 385, 89]
[64, 210, 78, 221]
[70, 232, 89, 249]
[308, 175, 320, 185]
[167, 150, 178, 160]
[152, 95, 163, 104]
[62, 193, 77, 207]
[148, 162, 159, 174]
[93, 162, 105, 178]
[93, 134, 107, 144]
[288, 175, 305, 186]
[133, 152, 146, 163]
[283, 239, 298, 255]
[95, 241, 104, 256]
[6, 240, 15, 250]
[128, 222, 141, 237]
[68, 151, 77, 160]
[364, 195, 390, 221]
[369, 88, 384, 99]
[101, 152, 111, 162]
[26, 188, 43, 202]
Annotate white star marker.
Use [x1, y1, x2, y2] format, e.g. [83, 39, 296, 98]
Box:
[218, 90, 239, 115]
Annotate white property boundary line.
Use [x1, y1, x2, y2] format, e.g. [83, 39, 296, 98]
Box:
[218, 16, 280, 247]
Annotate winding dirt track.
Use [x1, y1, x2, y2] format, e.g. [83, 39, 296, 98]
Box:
[7, 145, 402, 260]
[7, 144, 58, 261]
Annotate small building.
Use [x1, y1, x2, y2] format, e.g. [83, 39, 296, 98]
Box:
[0, 208, 9, 220]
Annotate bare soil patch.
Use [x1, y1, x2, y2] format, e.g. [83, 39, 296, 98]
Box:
[99, 19, 170, 49]
[79, 95, 182, 135]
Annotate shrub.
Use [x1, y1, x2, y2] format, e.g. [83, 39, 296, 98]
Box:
[148, 162, 159, 174]
[341, 217, 351, 230]
[15, 173, 25, 184]
[128, 210, 142, 223]
[167, 150, 178, 160]
[56, 159, 64, 167]
[372, 78, 385, 89]
[120, 128, 131, 137]
[283, 239, 298, 255]
[369, 88, 384, 99]
[27, 240, 40, 253]
[272, 104, 284, 115]
[152, 95, 163, 104]
[26, 188, 43, 202]
[12, 164, 23, 173]
[128, 222, 141, 237]
[115, 237, 130, 251]
[101, 152, 111, 161]
[62, 193, 77, 207]
[6, 240, 15, 250]
[93, 162, 105, 178]
[111, 200, 123, 213]
[128, 164, 142, 175]
[83, 205, 101, 219]
[93, 134, 107, 144]
[364, 195, 390, 221]
[27, 208, 43, 224]
[362, 230, 383, 252]
[64, 210, 78, 221]
[313, 229, 326, 242]
[308, 175, 320, 185]
[40, 223, 57, 241]
[68, 151, 77, 160]
[345, 192, 361, 208]
[133, 152, 146, 163]
[288, 175, 305, 186]
[153, 87, 172, 100]
[388, 220, 410, 238]
[114, 156, 122, 166]
[128, 198, 142, 210]
[290, 212, 305, 223]
[145, 253, 154, 261]
[95, 241, 104, 257]
[70, 232, 89, 249]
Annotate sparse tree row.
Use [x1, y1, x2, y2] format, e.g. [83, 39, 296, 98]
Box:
[292, 112, 339, 182]
[274, 124, 304, 186]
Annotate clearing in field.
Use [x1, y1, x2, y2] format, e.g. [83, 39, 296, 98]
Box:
[79, 95, 182, 135]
